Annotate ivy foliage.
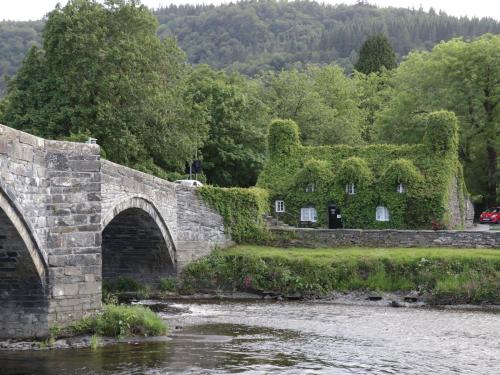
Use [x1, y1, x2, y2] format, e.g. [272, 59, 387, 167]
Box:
[198, 186, 269, 242]
[337, 157, 374, 187]
[268, 119, 300, 158]
[258, 113, 468, 229]
[423, 110, 460, 154]
[381, 159, 423, 189]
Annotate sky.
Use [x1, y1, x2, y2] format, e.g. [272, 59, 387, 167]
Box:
[0, 0, 499, 21]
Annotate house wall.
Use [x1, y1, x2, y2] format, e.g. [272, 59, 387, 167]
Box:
[258, 116, 468, 230]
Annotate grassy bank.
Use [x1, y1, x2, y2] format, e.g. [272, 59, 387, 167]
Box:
[180, 245, 500, 304]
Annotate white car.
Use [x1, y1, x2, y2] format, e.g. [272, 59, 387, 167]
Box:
[174, 179, 204, 187]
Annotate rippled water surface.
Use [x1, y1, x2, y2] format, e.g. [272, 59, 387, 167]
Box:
[2, 301, 500, 374]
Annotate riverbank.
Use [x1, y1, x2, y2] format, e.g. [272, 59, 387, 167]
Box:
[0, 304, 168, 351]
[179, 245, 500, 305]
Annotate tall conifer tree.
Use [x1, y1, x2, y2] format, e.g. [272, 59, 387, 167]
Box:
[355, 34, 397, 74]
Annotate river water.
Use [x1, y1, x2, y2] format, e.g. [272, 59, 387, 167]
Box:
[1, 301, 500, 374]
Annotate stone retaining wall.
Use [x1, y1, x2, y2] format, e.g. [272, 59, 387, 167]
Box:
[269, 228, 499, 248]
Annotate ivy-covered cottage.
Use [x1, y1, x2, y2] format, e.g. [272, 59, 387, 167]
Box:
[257, 111, 473, 230]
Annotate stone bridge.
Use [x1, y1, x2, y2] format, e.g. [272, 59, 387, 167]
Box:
[0, 124, 232, 338]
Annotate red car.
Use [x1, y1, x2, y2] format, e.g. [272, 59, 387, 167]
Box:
[479, 207, 500, 224]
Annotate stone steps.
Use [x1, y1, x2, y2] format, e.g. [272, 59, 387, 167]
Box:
[263, 214, 294, 229]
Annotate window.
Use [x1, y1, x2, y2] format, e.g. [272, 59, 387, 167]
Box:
[345, 183, 356, 195]
[275, 200, 285, 213]
[376, 206, 390, 222]
[305, 183, 315, 192]
[396, 183, 406, 193]
[301, 207, 317, 222]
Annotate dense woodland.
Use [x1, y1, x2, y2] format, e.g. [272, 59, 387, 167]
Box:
[2, 0, 500, 94]
[0, 0, 498, 206]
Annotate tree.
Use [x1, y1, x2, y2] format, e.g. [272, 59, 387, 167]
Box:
[2, 0, 199, 176]
[354, 34, 397, 74]
[261, 65, 363, 147]
[185, 65, 269, 187]
[376, 34, 500, 205]
[353, 68, 394, 142]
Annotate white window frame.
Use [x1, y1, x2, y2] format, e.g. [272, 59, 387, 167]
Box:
[305, 183, 315, 193]
[345, 183, 356, 195]
[396, 183, 406, 194]
[275, 200, 285, 213]
[376, 206, 390, 222]
[300, 207, 318, 222]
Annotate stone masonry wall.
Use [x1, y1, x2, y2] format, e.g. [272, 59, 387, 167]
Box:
[101, 160, 178, 242]
[1, 124, 231, 338]
[176, 186, 233, 270]
[270, 228, 499, 248]
[101, 160, 232, 272]
[43, 139, 102, 328]
[0, 124, 102, 337]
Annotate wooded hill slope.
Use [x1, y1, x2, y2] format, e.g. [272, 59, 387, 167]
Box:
[1, 0, 500, 94]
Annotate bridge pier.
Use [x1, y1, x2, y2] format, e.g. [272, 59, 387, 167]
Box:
[0, 124, 231, 338]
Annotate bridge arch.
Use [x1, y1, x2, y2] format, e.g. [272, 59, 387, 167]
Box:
[101, 196, 177, 285]
[0, 186, 48, 338]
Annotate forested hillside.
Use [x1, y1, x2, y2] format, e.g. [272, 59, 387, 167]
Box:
[1, 0, 500, 94]
[157, 0, 500, 74]
[0, 21, 43, 95]
[0, 1, 498, 205]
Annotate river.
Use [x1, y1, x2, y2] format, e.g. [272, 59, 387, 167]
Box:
[1, 300, 499, 374]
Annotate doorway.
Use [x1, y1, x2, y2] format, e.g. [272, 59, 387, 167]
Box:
[328, 204, 343, 229]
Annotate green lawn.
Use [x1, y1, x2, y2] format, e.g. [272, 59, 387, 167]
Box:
[180, 245, 500, 304]
[224, 245, 500, 262]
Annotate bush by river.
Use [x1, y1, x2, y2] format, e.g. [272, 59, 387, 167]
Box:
[179, 245, 500, 305]
[70, 304, 168, 338]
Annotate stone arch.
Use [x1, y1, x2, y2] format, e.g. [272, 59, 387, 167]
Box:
[0, 186, 48, 338]
[101, 196, 177, 285]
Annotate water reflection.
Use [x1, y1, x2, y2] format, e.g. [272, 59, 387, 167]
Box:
[1, 301, 499, 374]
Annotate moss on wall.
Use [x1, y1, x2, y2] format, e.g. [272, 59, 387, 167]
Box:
[258, 111, 468, 229]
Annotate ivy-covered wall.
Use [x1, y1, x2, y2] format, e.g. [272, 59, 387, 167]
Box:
[257, 112, 470, 230]
[197, 186, 269, 242]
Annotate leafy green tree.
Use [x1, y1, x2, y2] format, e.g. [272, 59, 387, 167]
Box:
[261, 65, 363, 146]
[353, 68, 394, 142]
[354, 34, 397, 74]
[186, 65, 269, 187]
[376, 34, 500, 204]
[2, 0, 198, 175]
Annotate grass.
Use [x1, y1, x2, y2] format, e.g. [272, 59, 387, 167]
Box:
[158, 277, 177, 292]
[223, 245, 500, 261]
[90, 334, 101, 351]
[180, 245, 500, 304]
[71, 304, 168, 338]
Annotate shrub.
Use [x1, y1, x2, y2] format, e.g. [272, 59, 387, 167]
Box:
[71, 304, 168, 338]
[103, 276, 143, 293]
[159, 277, 177, 292]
